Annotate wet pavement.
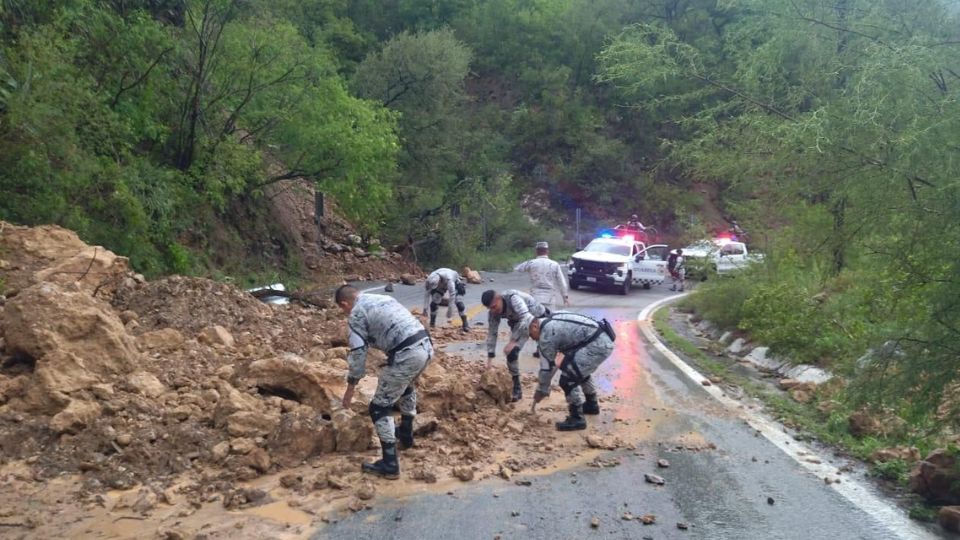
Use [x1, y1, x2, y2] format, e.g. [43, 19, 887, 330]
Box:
[322, 275, 939, 540]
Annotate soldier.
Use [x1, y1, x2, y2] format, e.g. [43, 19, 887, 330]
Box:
[336, 285, 432, 479]
[514, 241, 569, 312]
[667, 248, 685, 292]
[481, 289, 549, 402]
[423, 267, 470, 332]
[529, 312, 616, 431]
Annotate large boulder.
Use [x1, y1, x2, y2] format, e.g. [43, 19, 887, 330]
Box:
[332, 409, 372, 452]
[267, 413, 330, 468]
[2, 282, 138, 413]
[244, 353, 341, 414]
[0, 222, 129, 295]
[910, 449, 960, 504]
[479, 367, 513, 405]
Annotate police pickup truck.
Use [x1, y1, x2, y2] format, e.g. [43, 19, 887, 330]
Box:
[683, 238, 763, 277]
[567, 234, 669, 295]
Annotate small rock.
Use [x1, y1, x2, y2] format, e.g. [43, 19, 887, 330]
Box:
[621, 512, 634, 521]
[211, 441, 230, 461]
[644, 473, 665, 486]
[384, 283, 395, 292]
[590, 516, 600, 528]
[701, 379, 712, 386]
[115, 433, 133, 447]
[939, 506, 960, 533]
[640, 514, 656, 525]
[453, 466, 474, 482]
[767, 497, 775, 505]
[199, 325, 235, 347]
[356, 481, 376, 501]
[677, 522, 689, 530]
[400, 274, 416, 286]
[279, 474, 303, 489]
[511, 511, 520, 517]
[657, 459, 670, 468]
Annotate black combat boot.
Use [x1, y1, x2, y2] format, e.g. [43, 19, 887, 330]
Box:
[582, 394, 600, 415]
[460, 316, 470, 333]
[362, 442, 400, 479]
[511, 375, 523, 402]
[395, 415, 415, 450]
[429, 313, 437, 328]
[556, 403, 587, 431]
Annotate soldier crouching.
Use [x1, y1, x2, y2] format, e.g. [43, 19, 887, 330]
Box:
[529, 312, 616, 431]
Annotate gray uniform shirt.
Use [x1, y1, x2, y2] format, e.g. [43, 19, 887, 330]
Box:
[514, 256, 569, 307]
[347, 293, 426, 384]
[423, 267, 461, 317]
[536, 311, 608, 392]
[486, 290, 547, 355]
[536, 312, 604, 368]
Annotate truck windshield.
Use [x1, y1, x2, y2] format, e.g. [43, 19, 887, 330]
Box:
[583, 240, 630, 256]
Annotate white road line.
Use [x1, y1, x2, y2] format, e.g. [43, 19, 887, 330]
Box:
[637, 295, 936, 540]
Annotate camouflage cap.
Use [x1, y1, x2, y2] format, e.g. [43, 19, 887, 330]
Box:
[535, 241, 549, 249]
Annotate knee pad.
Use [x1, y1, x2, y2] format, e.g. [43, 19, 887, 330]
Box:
[506, 346, 520, 363]
[429, 302, 439, 313]
[455, 301, 465, 313]
[558, 374, 578, 395]
[368, 402, 393, 422]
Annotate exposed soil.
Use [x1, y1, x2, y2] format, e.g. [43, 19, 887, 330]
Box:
[0, 221, 664, 540]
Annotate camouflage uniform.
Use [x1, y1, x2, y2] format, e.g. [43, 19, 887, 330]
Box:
[423, 268, 468, 328]
[514, 256, 568, 311]
[535, 312, 614, 407]
[486, 290, 548, 377]
[347, 294, 432, 445]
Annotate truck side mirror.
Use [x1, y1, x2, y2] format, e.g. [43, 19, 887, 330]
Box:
[635, 254, 644, 262]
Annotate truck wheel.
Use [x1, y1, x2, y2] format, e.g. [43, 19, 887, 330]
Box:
[642, 282, 651, 290]
[619, 274, 631, 295]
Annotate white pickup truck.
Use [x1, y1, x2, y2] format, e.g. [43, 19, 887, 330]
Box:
[567, 236, 670, 295]
[683, 239, 763, 276]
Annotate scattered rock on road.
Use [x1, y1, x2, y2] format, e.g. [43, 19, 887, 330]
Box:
[657, 459, 670, 468]
[644, 473, 666, 486]
[590, 516, 600, 528]
[400, 273, 416, 285]
[640, 514, 656, 525]
[677, 522, 689, 530]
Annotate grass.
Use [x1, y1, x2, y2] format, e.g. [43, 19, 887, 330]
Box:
[652, 306, 729, 376]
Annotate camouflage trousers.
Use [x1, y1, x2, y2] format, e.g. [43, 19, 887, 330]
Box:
[371, 338, 432, 444]
[505, 321, 532, 377]
[429, 290, 466, 317]
[537, 336, 614, 406]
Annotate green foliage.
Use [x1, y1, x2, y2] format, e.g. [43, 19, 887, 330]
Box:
[603, 0, 960, 424]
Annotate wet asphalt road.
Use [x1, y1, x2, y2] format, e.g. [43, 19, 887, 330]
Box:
[317, 273, 938, 540]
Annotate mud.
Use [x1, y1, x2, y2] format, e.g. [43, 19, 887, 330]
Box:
[0, 221, 711, 540]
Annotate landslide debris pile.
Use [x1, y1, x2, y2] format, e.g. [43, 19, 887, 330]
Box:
[0, 222, 548, 498]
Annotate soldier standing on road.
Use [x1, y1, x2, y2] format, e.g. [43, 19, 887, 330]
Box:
[668, 248, 685, 292]
[337, 285, 432, 479]
[481, 289, 549, 402]
[529, 312, 616, 430]
[423, 267, 470, 332]
[514, 241, 569, 312]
